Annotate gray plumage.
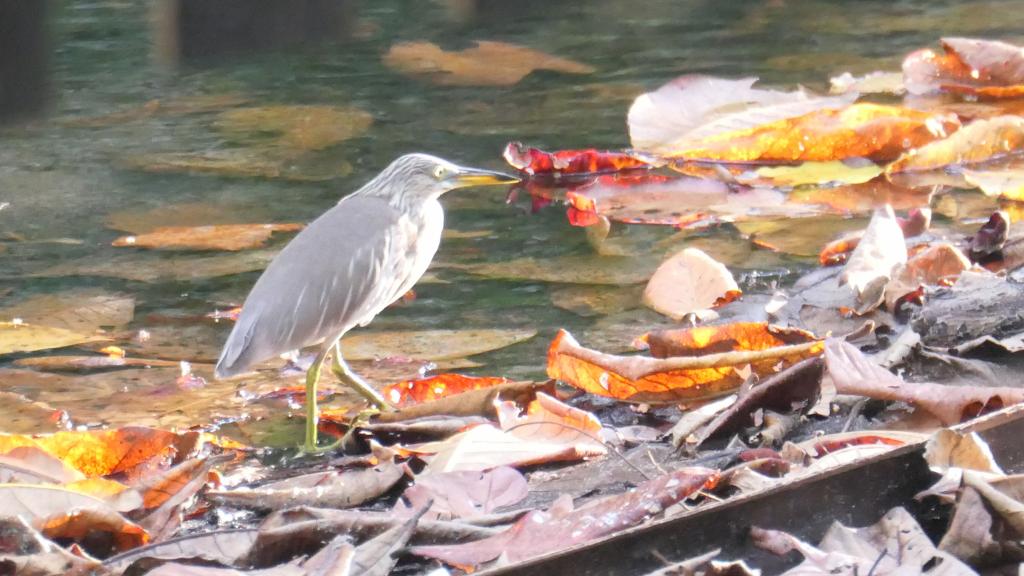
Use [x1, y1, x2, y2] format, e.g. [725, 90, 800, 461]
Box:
[215, 153, 515, 379]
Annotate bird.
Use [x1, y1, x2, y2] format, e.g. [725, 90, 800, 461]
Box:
[214, 154, 519, 452]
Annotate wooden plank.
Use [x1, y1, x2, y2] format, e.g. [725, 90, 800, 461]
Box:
[481, 404, 1024, 575]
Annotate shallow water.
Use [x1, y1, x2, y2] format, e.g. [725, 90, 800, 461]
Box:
[1, 0, 1022, 443]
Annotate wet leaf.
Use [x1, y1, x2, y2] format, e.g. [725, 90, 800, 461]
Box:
[106, 201, 279, 234]
[550, 284, 642, 317]
[33, 249, 278, 283]
[565, 174, 799, 227]
[887, 116, 1024, 173]
[740, 161, 883, 187]
[411, 393, 607, 473]
[502, 142, 650, 176]
[547, 328, 823, 404]
[119, 151, 352, 182]
[410, 467, 717, 568]
[12, 354, 182, 372]
[642, 323, 819, 358]
[904, 37, 1024, 98]
[825, 339, 1024, 425]
[0, 291, 135, 333]
[38, 506, 149, 554]
[381, 374, 511, 407]
[884, 242, 971, 310]
[216, 105, 373, 152]
[627, 75, 853, 154]
[0, 427, 188, 479]
[207, 457, 407, 511]
[963, 165, 1024, 201]
[372, 380, 553, 424]
[666, 103, 959, 164]
[787, 178, 933, 214]
[447, 254, 658, 285]
[0, 447, 84, 484]
[61, 94, 250, 127]
[341, 328, 535, 362]
[394, 466, 528, 520]
[642, 247, 741, 320]
[829, 71, 905, 95]
[112, 223, 303, 252]
[818, 208, 930, 266]
[0, 321, 110, 355]
[383, 40, 594, 86]
[839, 205, 907, 313]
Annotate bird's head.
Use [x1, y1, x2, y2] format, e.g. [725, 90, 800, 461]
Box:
[366, 153, 519, 203]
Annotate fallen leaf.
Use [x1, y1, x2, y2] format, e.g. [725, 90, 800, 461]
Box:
[112, 223, 303, 251]
[32, 249, 279, 283]
[410, 467, 717, 568]
[550, 285, 642, 317]
[394, 466, 528, 520]
[937, 486, 1002, 565]
[12, 355, 182, 372]
[0, 321, 110, 355]
[372, 380, 553, 424]
[381, 374, 511, 407]
[106, 201, 279, 234]
[964, 165, 1024, 201]
[642, 322, 819, 358]
[502, 142, 650, 176]
[119, 151, 352, 182]
[38, 506, 149, 554]
[446, 254, 658, 285]
[102, 529, 258, 574]
[884, 242, 972, 310]
[887, 116, 1024, 173]
[740, 161, 883, 187]
[752, 507, 973, 575]
[839, 205, 907, 313]
[824, 338, 1024, 425]
[829, 71, 905, 95]
[411, 393, 607, 473]
[341, 328, 536, 362]
[904, 37, 1024, 98]
[0, 427, 190, 479]
[206, 457, 407, 511]
[665, 103, 959, 164]
[0, 290, 135, 333]
[61, 94, 249, 127]
[216, 105, 373, 152]
[383, 40, 594, 87]
[642, 248, 741, 320]
[547, 329, 823, 404]
[627, 75, 854, 154]
[787, 178, 933, 214]
[818, 208, 930, 266]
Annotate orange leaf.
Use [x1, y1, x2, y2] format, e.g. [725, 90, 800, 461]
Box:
[884, 242, 971, 311]
[887, 116, 1024, 174]
[382, 374, 511, 407]
[547, 329, 823, 404]
[642, 322, 818, 359]
[903, 38, 1024, 99]
[39, 507, 149, 553]
[112, 223, 303, 251]
[0, 428, 184, 479]
[668, 103, 959, 164]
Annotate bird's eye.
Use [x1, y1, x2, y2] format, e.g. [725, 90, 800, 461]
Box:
[433, 166, 446, 179]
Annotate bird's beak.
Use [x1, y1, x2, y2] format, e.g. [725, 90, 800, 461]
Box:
[448, 166, 520, 188]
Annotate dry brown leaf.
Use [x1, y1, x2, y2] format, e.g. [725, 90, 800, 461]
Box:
[887, 116, 1024, 173]
[112, 223, 303, 251]
[393, 466, 528, 521]
[383, 40, 594, 86]
[643, 247, 741, 320]
[825, 339, 1024, 425]
[547, 328, 823, 404]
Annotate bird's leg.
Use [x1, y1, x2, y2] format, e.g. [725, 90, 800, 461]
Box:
[302, 346, 331, 454]
[330, 341, 394, 411]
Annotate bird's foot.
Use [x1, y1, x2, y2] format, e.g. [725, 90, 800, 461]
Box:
[300, 436, 343, 455]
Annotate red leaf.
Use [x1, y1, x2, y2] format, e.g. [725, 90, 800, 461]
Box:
[503, 142, 651, 177]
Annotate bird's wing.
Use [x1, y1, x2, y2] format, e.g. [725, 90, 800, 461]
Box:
[216, 195, 416, 377]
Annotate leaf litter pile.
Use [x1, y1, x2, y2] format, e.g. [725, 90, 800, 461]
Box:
[12, 37, 1024, 575]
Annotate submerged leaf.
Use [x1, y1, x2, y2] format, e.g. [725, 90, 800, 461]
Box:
[112, 223, 303, 252]
[0, 322, 110, 356]
[216, 105, 373, 152]
[342, 328, 536, 362]
[381, 374, 511, 407]
[383, 40, 594, 86]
